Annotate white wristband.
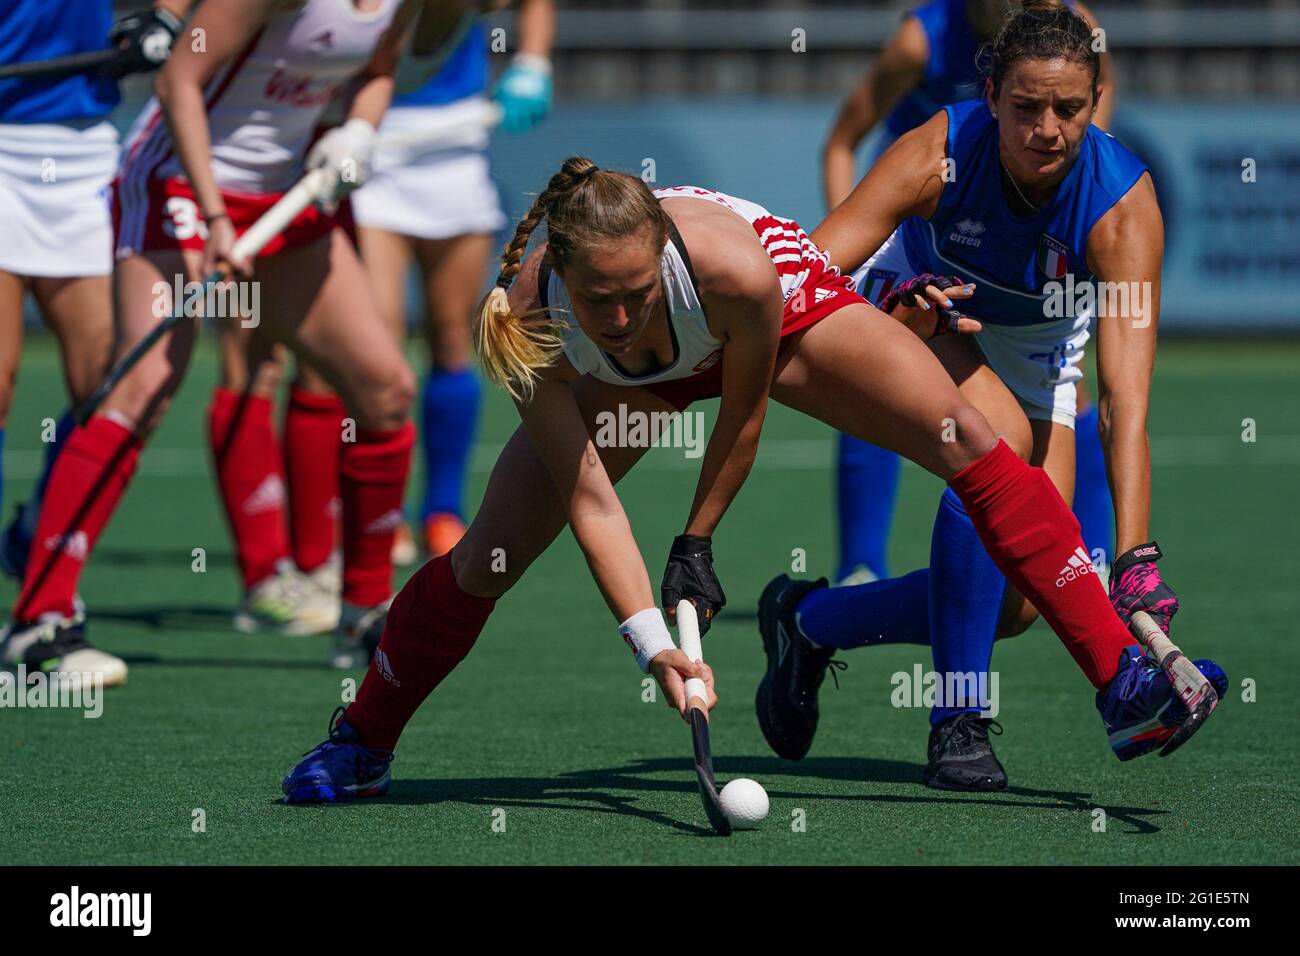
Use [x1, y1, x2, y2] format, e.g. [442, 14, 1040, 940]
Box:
[511, 52, 553, 76]
[619, 608, 675, 673]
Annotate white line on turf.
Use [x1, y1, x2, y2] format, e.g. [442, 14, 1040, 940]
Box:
[4, 435, 1300, 479]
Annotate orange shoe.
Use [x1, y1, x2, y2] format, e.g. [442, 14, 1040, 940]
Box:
[423, 512, 466, 557]
[391, 521, 418, 567]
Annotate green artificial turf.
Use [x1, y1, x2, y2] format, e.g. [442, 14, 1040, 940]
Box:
[2, 337, 1297, 865]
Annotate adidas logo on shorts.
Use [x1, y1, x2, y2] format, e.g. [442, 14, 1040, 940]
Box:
[1055, 547, 1097, 588]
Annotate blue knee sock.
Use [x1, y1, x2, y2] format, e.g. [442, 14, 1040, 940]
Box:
[3, 412, 72, 566]
[928, 488, 1006, 726]
[836, 433, 900, 580]
[419, 367, 481, 522]
[1073, 406, 1114, 569]
[797, 568, 931, 650]
[35, 412, 74, 504]
[0, 425, 5, 521]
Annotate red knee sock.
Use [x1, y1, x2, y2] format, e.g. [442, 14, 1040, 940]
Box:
[208, 387, 289, 590]
[348, 552, 495, 750]
[14, 416, 142, 622]
[340, 422, 414, 607]
[949, 440, 1131, 689]
[284, 386, 344, 573]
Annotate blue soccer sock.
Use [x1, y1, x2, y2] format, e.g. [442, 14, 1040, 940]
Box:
[927, 488, 1007, 725]
[796, 568, 931, 650]
[419, 367, 481, 522]
[0, 425, 6, 521]
[35, 411, 74, 504]
[836, 433, 900, 580]
[1073, 405, 1114, 570]
[2, 412, 74, 574]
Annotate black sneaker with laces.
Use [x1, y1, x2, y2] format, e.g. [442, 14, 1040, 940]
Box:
[923, 712, 1008, 791]
[755, 574, 845, 760]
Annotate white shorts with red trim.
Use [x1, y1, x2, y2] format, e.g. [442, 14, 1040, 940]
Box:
[112, 174, 352, 262]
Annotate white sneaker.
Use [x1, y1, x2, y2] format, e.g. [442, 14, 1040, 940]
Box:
[233, 562, 338, 636]
[1, 612, 128, 688]
[391, 522, 418, 567]
[331, 598, 392, 669]
[306, 552, 342, 602]
[836, 564, 880, 588]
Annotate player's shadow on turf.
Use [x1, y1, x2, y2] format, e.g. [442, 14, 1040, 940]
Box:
[328, 775, 721, 837]
[91, 547, 237, 569]
[90, 605, 249, 632]
[319, 757, 1166, 837]
[702, 756, 1167, 834]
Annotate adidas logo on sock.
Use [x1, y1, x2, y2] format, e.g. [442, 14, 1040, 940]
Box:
[43, 530, 89, 562]
[364, 509, 405, 534]
[242, 475, 285, 515]
[1055, 546, 1097, 588]
[374, 648, 400, 687]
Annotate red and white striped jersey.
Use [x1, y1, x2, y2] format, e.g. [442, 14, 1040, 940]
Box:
[120, 0, 398, 194]
[546, 185, 856, 389]
[655, 185, 843, 317]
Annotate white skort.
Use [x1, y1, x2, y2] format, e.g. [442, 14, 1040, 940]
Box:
[0, 119, 118, 277]
[352, 97, 506, 241]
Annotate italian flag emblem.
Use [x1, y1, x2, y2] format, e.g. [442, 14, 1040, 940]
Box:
[1037, 234, 1070, 279]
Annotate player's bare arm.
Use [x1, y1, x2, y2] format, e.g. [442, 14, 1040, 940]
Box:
[505, 244, 675, 629]
[153, 0, 272, 272]
[669, 203, 782, 541]
[812, 109, 948, 277]
[1089, 171, 1162, 555]
[1072, 0, 1116, 131]
[822, 14, 928, 209]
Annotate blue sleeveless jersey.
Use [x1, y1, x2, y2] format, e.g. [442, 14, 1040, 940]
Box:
[898, 100, 1148, 327]
[882, 0, 1078, 139]
[0, 0, 119, 123]
[393, 21, 488, 108]
[883, 0, 984, 138]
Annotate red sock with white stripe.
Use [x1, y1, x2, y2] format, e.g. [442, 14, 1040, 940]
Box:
[208, 387, 289, 590]
[13, 416, 142, 622]
[340, 422, 414, 607]
[347, 552, 495, 750]
[283, 386, 344, 573]
[948, 440, 1131, 688]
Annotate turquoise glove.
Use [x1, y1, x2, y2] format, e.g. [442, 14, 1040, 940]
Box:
[492, 54, 553, 133]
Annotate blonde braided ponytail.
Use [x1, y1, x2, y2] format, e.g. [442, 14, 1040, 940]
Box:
[475, 158, 599, 401]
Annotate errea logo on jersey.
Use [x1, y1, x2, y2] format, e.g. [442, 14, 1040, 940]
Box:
[949, 219, 985, 248]
[1056, 547, 1097, 588]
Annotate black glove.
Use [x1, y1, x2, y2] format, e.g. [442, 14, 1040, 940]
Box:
[108, 7, 183, 77]
[661, 534, 726, 636]
[880, 273, 966, 338]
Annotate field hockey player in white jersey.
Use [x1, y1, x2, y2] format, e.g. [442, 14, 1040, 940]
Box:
[3, 0, 474, 677]
[279, 158, 1171, 804]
